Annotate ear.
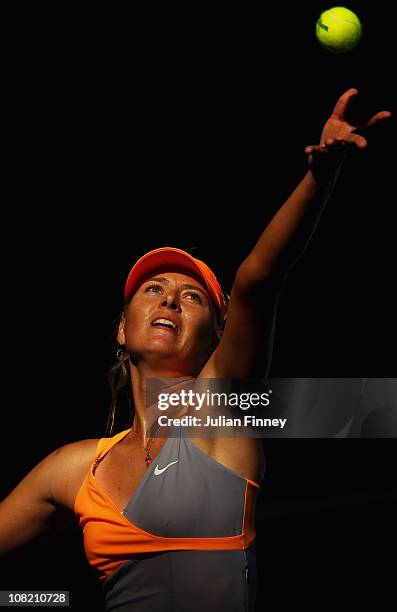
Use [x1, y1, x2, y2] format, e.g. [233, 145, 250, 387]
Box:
[117, 315, 126, 345]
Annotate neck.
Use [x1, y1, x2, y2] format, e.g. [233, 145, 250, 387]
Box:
[129, 361, 195, 445]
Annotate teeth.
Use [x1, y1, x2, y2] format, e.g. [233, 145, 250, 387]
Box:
[152, 318, 178, 332]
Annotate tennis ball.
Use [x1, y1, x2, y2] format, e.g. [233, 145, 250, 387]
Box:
[316, 7, 362, 53]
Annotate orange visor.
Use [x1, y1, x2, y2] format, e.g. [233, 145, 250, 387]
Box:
[124, 247, 227, 325]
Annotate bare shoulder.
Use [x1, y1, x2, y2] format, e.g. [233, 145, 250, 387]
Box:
[47, 438, 100, 512]
[0, 438, 100, 555]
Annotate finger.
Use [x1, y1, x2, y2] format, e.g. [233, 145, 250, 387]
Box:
[331, 88, 359, 121]
[305, 144, 329, 155]
[366, 110, 392, 128]
[346, 133, 367, 148]
[305, 144, 322, 154]
[305, 139, 347, 154]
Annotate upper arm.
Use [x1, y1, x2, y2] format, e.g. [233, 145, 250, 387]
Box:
[0, 438, 98, 556]
[197, 263, 275, 483]
[201, 263, 284, 379]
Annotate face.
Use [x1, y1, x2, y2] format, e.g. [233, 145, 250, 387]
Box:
[118, 272, 219, 375]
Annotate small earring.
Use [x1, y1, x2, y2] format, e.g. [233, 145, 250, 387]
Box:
[116, 347, 124, 360]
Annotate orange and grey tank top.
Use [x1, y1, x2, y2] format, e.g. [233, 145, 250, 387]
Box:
[74, 425, 262, 611]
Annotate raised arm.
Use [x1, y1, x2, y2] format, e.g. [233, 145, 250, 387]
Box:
[202, 89, 391, 379]
[239, 89, 391, 283]
[0, 438, 98, 555]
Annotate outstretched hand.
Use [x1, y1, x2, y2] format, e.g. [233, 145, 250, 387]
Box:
[305, 88, 392, 185]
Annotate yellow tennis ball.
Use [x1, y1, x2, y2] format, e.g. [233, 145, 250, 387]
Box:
[316, 6, 362, 53]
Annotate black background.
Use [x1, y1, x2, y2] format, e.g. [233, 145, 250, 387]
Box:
[1, 2, 395, 610]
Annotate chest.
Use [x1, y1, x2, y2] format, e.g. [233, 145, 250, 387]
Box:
[93, 434, 253, 540]
[92, 435, 263, 515]
[92, 435, 215, 510]
[93, 438, 164, 512]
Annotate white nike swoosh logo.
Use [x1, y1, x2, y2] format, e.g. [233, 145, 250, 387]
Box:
[154, 460, 179, 475]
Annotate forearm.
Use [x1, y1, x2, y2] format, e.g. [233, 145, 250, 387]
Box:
[239, 168, 340, 286]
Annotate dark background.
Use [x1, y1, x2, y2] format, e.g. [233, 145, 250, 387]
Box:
[2, 2, 395, 610]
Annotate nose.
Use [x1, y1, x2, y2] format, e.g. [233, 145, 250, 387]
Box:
[161, 289, 182, 312]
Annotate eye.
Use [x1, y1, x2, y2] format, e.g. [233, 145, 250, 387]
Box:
[185, 292, 203, 304]
[145, 282, 162, 293]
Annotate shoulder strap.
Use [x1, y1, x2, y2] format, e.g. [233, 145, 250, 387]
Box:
[94, 428, 132, 462]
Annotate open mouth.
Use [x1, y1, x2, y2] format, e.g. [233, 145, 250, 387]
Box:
[151, 318, 179, 333]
